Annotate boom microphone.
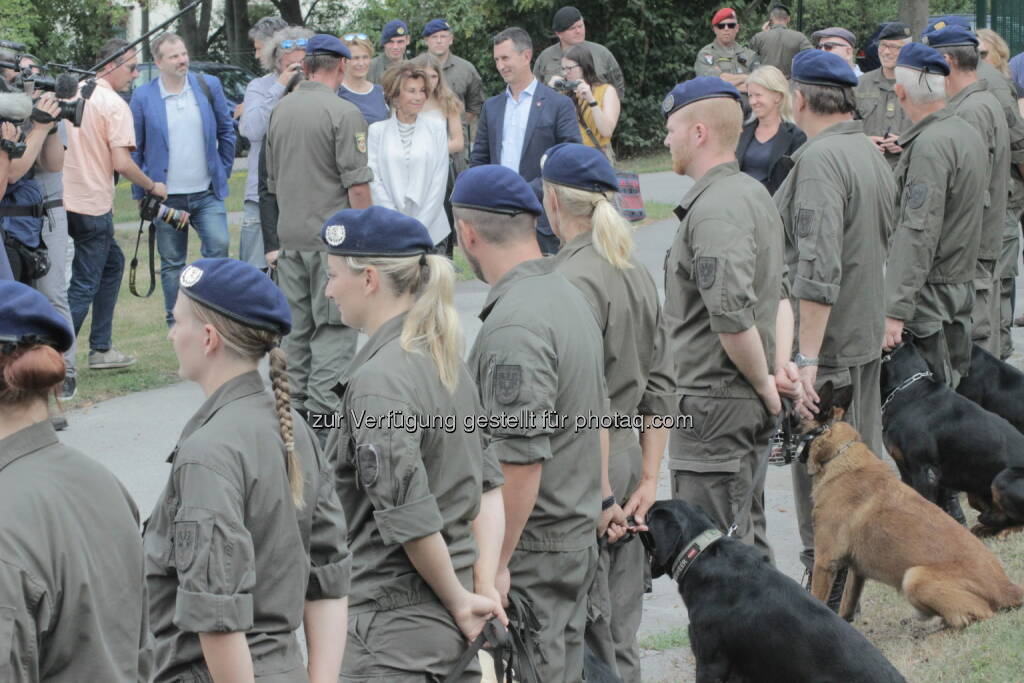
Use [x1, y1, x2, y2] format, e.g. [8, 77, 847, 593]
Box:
[0, 40, 27, 53]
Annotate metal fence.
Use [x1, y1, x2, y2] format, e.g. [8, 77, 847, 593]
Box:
[979, 0, 1024, 55]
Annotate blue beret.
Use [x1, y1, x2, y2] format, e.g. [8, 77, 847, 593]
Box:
[541, 143, 618, 193]
[897, 42, 951, 76]
[0, 281, 74, 353]
[924, 15, 971, 35]
[923, 25, 979, 48]
[381, 20, 410, 45]
[661, 76, 741, 119]
[321, 206, 434, 256]
[791, 49, 858, 87]
[179, 258, 292, 336]
[452, 165, 544, 216]
[306, 34, 351, 59]
[422, 19, 451, 37]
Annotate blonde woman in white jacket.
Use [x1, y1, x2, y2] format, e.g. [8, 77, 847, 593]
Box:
[368, 62, 451, 248]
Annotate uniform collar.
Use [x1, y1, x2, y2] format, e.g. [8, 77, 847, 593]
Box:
[674, 160, 740, 218]
[947, 79, 986, 108]
[713, 40, 740, 53]
[556, 230, 593, 261]
[791, 119, 863, 161]
[296, 80, 333, 94]
[349, 312, 407, 377]
[479, 257, 559, 321]
[897, 106, 954, 147]
[172, 370, 266, 458]
[0, 420, 59, 474]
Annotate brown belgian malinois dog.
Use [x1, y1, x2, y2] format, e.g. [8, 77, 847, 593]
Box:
[798, 382, 1023, 629]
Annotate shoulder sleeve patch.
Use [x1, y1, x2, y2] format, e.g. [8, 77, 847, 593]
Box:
[173, 521, 198, 572]
[907, 182, 928, 210]
[355, 132, 367, 154]
[796, 207, 816, 238]
[494, 364, 522, 405]
[697, 256, 717, 289]
[356, 443, 380, 488]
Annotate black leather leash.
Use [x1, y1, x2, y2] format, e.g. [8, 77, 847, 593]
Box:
[443, 618, 510, 683]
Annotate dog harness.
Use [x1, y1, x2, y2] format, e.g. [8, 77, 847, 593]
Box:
[670, 528, 725, 583]
[880, 370, 933, 419]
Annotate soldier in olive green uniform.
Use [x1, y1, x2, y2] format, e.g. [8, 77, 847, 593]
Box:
[883, 44, 987, 389]
[695, 9, 760, 93]
[856, 22, 913, 167]
[265, 35, 373, 426]
[926, 26, 1010, 357]
[749, 4, 812, 78]
[661, 78, 788, 564]
[320, 207, 504, 681]
[0, 281, 150, 683]
[369, 20, 411, 84]
[146, 258, 351, 683]
[454, 165, 613, 683]
[774, 50, 896, 575]
[533, 7, 626, 96]
[544, 143, 678, 683]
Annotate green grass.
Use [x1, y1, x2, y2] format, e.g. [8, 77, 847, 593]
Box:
[641, 201, 675, 225]
[112, 170, 247, 225]
[639, 626, 690, 652]
[619, 149, 672, 175]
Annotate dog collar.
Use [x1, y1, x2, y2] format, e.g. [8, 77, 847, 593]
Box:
[670, 528, 724, 583]
[880, 370, 933, 418]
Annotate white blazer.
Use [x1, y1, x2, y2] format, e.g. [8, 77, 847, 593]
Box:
[367, 112, 451, 245]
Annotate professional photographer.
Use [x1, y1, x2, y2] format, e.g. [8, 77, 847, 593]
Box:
[557, 44, 620, 159]
[10, 52, 78, 402]
[65, 39, 166, 371]
[0, 120, 18, 279]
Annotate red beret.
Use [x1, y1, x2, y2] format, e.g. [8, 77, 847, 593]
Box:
[711, 8, 737, 25]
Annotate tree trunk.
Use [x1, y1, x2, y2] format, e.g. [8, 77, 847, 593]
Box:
[899, 0, 930, 42]
[271, 0, 304, 25]
[141, 1, 151, 61]
[226, 0, 253, 69]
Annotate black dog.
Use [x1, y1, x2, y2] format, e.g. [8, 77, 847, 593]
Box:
[643, 499, 905, 683]
[881, 342, 1024, 533]
[957, 343, 1024, 435]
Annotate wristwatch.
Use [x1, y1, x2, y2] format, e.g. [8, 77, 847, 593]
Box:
[587, 100, 599, 108]
[794, 353, 819, 368]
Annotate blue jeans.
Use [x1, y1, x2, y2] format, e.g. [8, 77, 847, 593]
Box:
[239, 200, 266, 269]
[156, 189, 229, 325]
[67, 211, 122, 352]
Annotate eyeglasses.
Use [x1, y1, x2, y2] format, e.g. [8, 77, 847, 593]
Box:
[715, 22, 738, 29]
[343, 33, 369, 41]
[820, 42, 847, 51]
[280, 38, 308, 50]
[878, 41, 906, 52]
[561, 64, 580, 72]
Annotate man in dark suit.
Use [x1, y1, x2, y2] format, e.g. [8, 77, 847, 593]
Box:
[471, 26, 581, 253]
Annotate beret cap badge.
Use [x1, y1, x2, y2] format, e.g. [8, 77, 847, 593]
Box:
[180, 265, 203, 288]
[662, 94, 675, 115]
[325, 224, 346, 247]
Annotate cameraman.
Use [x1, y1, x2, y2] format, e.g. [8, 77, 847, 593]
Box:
[12, 52, 78, 400]
[0, 121, 17, 279]
[557, 44, 620, 160]
[65, 39, 166, 371]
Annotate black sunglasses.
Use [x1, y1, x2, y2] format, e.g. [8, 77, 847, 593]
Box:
[716, 22, 738, 29]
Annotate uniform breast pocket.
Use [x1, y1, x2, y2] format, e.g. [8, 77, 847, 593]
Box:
[857, 96, 880, 122]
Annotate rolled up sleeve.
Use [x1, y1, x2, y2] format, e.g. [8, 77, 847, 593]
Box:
[691, 218, 758, 333]
[790, 179, 844, 305]
[171, 463, 255, 633]
[885, 166, 943, 320]
[335, 109, 374, 189]
[637, 306, 679, 417]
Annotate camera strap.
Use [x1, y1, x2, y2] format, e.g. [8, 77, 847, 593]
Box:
[128, 218, 156, 297]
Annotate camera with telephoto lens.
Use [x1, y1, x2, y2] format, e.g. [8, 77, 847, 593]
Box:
[551, 77, 581, 95]
[139, 193, 190, 231]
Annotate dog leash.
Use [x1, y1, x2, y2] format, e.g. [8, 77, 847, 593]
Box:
[443, 618, 510, 683]
[880, 370, 933, 419]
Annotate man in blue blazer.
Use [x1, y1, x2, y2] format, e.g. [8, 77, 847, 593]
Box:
[130, 32, 235, 324]
[470, 26, 581, 253]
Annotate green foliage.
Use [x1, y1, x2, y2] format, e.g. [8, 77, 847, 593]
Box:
[5, 0, 128, 68]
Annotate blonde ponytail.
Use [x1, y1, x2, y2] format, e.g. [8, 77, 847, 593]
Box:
[345, 253, 463, 393]
[546, 182, 635, 270]
[188, 299, 305, 508]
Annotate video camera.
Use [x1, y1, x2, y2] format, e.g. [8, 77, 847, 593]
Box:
[140, 193, 191, 231]
[0, 92, 31, 158]
[0, 39, 92, 127]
